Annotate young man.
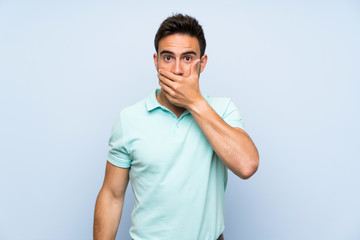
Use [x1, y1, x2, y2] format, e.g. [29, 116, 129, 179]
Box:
[94, 14, 259, 240]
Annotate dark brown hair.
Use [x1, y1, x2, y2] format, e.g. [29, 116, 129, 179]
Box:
[154, 14, 206, 57]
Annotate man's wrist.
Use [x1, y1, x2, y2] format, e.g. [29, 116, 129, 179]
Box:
[187, 96, 208, 116]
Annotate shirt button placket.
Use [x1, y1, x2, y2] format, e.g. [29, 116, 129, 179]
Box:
[173, 116, 180, 137]
[175, 121, 180, 137]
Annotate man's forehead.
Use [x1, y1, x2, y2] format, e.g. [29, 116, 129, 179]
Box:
[158, 34, 200, 55]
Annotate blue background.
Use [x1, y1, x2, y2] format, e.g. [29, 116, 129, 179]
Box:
[1, 1, 359, 239]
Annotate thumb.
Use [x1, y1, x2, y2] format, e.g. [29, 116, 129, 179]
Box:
[190, 59, 201, 77]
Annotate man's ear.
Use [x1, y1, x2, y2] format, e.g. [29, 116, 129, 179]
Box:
[200, 54, 208, 73]
[153, 53, 158, 71]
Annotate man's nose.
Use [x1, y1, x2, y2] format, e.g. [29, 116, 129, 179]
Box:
[172, 59, 183, 75]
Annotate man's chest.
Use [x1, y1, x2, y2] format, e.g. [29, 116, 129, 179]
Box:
[128, 117, 211, 170]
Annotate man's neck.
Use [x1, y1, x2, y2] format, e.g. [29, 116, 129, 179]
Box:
[156, 90, 186, 118]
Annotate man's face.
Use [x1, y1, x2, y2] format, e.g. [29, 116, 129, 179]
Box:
[153, 34, 207, 77]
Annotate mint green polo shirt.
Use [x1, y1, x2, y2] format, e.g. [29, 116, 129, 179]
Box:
[107, 88, 245, 240]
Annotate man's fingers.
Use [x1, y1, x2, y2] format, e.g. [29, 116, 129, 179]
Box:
[191, 59, 201, 77]
[158, 69, 180, 82]
[159, 79, 174, 97]
[159, 58, 200, 80]
[158, 73, 174, 89]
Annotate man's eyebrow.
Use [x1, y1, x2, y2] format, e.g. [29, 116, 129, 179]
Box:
[159, 50, 175, 55]
[159, 50, 197, 56]
[181, 51, 197, 56]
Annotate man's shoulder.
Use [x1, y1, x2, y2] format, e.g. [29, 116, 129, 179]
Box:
[204, 94, 233, 116]
[115, 97, 147, 122]
[205, 94, 231, 105]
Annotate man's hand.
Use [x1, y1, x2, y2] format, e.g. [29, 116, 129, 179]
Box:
[157, 59, 204, 110]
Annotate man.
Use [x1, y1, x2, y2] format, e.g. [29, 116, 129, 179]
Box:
[94, 14, 259, 240]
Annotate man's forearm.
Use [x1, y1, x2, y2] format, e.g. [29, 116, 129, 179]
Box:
[93, 190, 124, 240]
[188, 97, 259, 179]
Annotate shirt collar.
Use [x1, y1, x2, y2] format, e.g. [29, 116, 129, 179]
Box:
[145, 88, 162, 112]
[145, 88, 209, 112]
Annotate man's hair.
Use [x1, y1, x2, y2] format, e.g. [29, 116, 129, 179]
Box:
[154, 13, 206, 57]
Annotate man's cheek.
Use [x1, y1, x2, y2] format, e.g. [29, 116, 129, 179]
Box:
[184, 66, 192, 77]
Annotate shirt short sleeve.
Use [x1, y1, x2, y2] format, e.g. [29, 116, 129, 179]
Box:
[107, 113, 132, 168]
[222, 99, 245, 130]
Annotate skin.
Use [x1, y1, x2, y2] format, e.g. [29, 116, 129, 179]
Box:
[94, 162, 129, 240]
[93, 33, 259, 240]
[155, 33, 259, 179]
[153, 33, 207, 118]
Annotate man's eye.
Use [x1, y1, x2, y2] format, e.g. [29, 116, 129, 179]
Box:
[164, 56, 172, 61]
[184, 56, 192, 62]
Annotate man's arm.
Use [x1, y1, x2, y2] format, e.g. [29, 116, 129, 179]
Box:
[94, 161, 130, 240]
[157, 61, 259, 180]
[188, 99, 259, 179]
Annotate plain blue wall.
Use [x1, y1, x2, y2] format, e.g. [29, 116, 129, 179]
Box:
[1, 1, 359, 239]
